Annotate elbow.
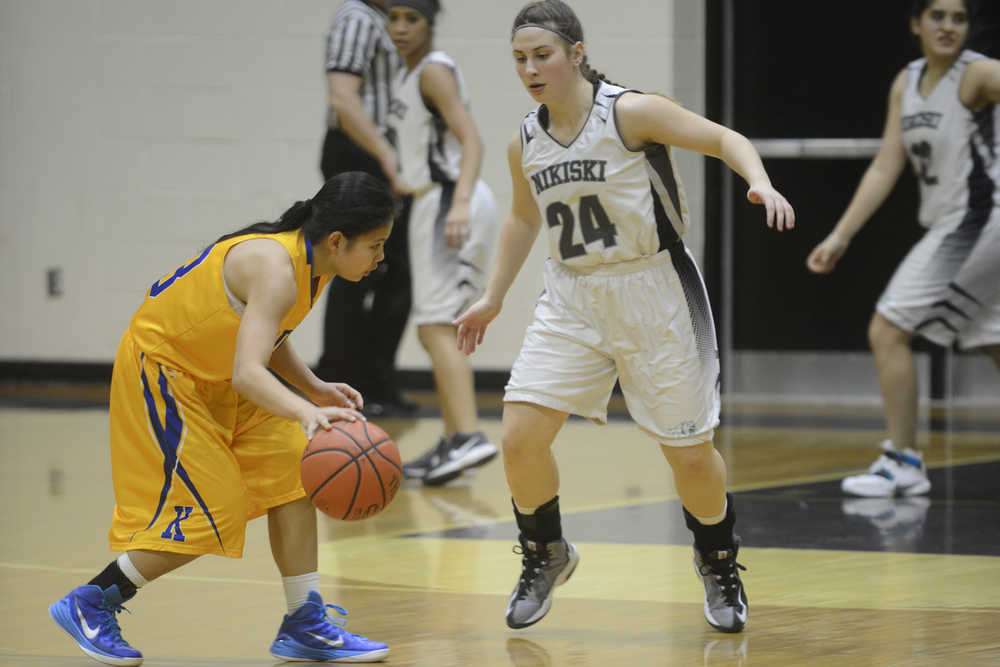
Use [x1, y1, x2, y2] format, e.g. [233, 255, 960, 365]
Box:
[231, 364, 255, 397]
[715, 129, 744, 162]
[328, 87, 354, 115]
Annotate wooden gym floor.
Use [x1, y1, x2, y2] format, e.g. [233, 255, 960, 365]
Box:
[1, 386, 998, 666]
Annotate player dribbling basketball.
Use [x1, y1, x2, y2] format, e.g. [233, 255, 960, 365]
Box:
[48, 172, 396, 665]
[455, 0, 795, 634]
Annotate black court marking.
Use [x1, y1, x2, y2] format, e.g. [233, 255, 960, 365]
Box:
[412, 460, 1000, 556]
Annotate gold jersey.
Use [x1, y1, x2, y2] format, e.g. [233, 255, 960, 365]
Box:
[128, 230, 328, 382]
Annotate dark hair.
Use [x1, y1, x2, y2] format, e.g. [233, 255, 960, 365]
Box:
[217, 172, 398, 244]
[909, 0, 980, 51]
[388, 0, 441, 25]
[511, 0, 622, 87]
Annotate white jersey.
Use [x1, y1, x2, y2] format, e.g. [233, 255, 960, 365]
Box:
[520, 81, 690, 268]
[388, 51, 466, 192]
[901, 50, 1000, 228]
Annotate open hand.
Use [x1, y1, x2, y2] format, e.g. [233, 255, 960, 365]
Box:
[300, 406, 365, 440]
[747, 184, 795, 231]
[453, 296, 501, 355]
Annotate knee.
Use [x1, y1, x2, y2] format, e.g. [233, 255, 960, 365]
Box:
[417, 324, 454, 352]
[500, 429, 547, 464]
[868, 314, 908, 352]
[663, 442, 715, 479]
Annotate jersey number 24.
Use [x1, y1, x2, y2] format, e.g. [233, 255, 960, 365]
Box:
[546, 194, 618, 260]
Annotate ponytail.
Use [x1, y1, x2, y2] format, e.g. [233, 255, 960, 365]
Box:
[215, 172, 398, 246]
[580, 54, 623, 88]
[216, 199, 314, 243]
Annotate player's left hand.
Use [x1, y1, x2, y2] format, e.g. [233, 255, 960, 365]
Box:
[445, 200, 471, 249]
[747, 183, 795, 231]
[453, 296, 501, 355]
[310, 381, 364, 410]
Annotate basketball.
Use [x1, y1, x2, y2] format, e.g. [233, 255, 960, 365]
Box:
[301, 420, 402, 520]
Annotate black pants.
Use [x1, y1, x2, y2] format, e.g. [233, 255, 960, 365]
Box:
[316, 129, 412, 400]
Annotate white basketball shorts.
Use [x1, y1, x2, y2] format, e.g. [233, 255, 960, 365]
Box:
[504, 245, 721, 447]
[877, 208, 1000, 349]
[409, 179, 499, 326]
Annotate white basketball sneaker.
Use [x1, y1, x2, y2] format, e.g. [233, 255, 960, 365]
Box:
[841, 440, 931, 497]
[841, 497, 931, 550]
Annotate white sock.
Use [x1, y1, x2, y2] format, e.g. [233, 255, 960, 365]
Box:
[693, 496, 728, 526]
[515, 504, 537, 515]
[117, 553, 149, 588]
[282, 572, 320, 614]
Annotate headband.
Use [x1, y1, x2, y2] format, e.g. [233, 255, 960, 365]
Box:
[387, 0, 438, 23]
[511, 22, 577, 45]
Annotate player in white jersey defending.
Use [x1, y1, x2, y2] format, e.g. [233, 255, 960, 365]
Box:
[385, 0, 500, 485]
[454, 0, 794, 634]
[808, 0, 1000, 498]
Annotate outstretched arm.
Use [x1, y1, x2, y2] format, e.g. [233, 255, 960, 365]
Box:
[421, 63, 484, 248]
[615, 92, 794, 231]
[454, 131, 542, 355]
[807, 70, 908, 273]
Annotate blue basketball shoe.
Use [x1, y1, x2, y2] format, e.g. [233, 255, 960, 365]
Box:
[49, 584, 143, 666]
[270, 590, 389, 663]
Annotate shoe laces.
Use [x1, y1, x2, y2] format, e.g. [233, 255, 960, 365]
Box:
[511, 542, 550, 600]
[412, 438, 446, 466]
[305, 601, 372, 642]
[699, 551, 747, 606]
[97, 600, 132, 646]
[867, 452, 901, 477]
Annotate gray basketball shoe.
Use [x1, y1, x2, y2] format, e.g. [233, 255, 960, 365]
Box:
[505, 537, 580, 629]
[693, 537, 748, 633]
[423, 431, 498, 486]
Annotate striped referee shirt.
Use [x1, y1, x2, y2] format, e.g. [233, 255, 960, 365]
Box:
[325, 0, 399, 136]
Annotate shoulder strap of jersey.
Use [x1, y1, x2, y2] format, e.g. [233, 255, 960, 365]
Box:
[905, 58, 925, 94]
[605, 84, 648, 151]
[520, 108, 541, 154]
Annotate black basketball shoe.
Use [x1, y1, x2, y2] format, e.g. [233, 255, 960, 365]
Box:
[505, 536, 579, 629]
[693, 536, 748, 633]
[423, 431, 498, 486]
[401, 436, 445, 479]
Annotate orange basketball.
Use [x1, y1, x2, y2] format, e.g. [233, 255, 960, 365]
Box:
[301, 420, 402, 520]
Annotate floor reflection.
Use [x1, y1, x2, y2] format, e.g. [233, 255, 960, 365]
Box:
[420, 461, 1000, 556]
[703, 634, 748, 666]
[505, 637, 552, 667]
[841, 497, 931, 551]
[419, 486, 502, 527]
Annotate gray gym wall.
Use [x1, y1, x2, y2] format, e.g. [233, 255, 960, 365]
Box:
[0, 0, 703, 372]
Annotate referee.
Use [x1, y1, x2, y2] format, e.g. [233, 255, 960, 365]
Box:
[316, 0, 416, 417]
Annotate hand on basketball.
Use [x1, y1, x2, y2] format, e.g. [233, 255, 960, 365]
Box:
[300, 406, 366, 441]
[747, 183, 795, 231]
[453, 296, 501, 355]
[310, 381, 364, 410]
[806, 233, 849, 274]
[445, 201, 471, 249]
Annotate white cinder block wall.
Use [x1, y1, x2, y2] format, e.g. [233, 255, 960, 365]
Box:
[0, 0, 704, 371]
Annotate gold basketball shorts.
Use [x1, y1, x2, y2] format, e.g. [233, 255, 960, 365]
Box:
[107, 331, 307, 558]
